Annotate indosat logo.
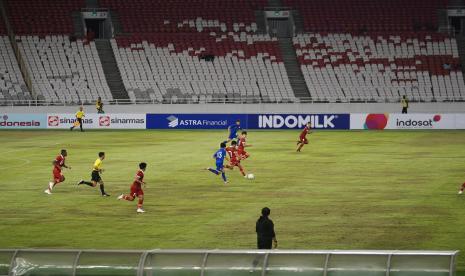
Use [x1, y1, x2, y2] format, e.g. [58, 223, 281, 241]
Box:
[364, 114, 442, 129]
[396, 114, 441, 129]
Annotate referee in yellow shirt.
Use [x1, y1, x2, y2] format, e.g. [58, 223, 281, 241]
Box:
[78, 152, 110, 196]
[70, 106, 85, 132]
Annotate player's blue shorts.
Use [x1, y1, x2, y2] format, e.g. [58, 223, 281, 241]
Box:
[216, 162, 224, 171]
[228, 133, 237, 140]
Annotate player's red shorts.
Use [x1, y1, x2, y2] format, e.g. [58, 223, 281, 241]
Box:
[229, 159, 240, 166]
[299, 136, 308, 144]
[53, 167, 63, 182]
[130, 185, 144, 197]
[238, 149, 248, 159]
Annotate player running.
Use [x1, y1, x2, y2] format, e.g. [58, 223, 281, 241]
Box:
[70, 106, 85, 132]
[118, 162, 148, 213]
[226, 119, 242, 143]
[225, 140, 246, 177]
[78, 152, 110, 196]
[206, 142, 228, 184]
[44, 149, 71, 195]
[458, 180, 465, 194]
[238, 131, 251, 160]
[296, 122, 311, 152]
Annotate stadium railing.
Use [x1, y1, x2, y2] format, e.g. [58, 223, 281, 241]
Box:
[0, 96, 464, 107]
[0, 249, 458, 276]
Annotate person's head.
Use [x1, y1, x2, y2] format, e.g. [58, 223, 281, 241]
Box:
[97, 96, 101, 102]
[220, 142, 226, 148]
[306, 122, 311, 128]
[241, 131, 247, 137]
[236, 119, 240, 125]
[231, 140, 237, 146]
[261, 207, 271, 217]
[99, 152, 105, 160]
[79, 106, 83, 111]
[61, 149, 67, 157]
[139, 162, 147, 171]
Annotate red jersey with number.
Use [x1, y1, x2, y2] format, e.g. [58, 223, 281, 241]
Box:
[132, 170, 145, 188]
[226, 146, 239, 162]
[300, 126, 310, 139]
[54, 155, 65, 171]
[238, 137, 246, 152]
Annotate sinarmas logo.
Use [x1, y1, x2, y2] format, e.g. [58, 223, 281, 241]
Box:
[99, 116, 111, 126]
[48, 116, 59, 126]
[167, 115, 179, 128]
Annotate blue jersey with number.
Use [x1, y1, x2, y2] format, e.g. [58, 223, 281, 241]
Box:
[228, 123, 241, 139]
[214, 148, 226, 164]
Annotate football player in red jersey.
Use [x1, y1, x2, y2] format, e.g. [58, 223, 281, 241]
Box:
[237, 131, 251, 160]
[296, 123, 311, 152]
[118, 162, 147, 213]
[44, 149, 71, 194]
[225, 140, 246, 177]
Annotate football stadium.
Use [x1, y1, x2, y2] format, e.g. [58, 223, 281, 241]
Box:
[0, 0, 465, 275]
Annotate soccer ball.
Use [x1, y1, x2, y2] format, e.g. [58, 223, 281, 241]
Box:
[246, 173, 255, 180]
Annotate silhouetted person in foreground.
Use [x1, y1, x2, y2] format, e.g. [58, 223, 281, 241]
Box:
[256, 207, 277, 249]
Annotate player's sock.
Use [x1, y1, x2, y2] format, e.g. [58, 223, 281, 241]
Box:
[297, 144, 304, 151]
[137, 198, 143, 208]
[99, 184, 107, 195]
[123, 195, 134, 201]
[79, 181, 93, 186]
[239, 167, 246, 176]
[221, 172, 227, 182]
[461, 183, 465, 191]
[208, 168, 219, 175]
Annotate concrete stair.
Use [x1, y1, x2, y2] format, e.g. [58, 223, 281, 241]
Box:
[95, 39, 128, 100]
[292, 10, 304, 34]
[109, 11, 124, 35]
[254, 10, 267, 34]
[268, 0, 282, 7]
[71, 11, 84, 37]
[278, 37, 311, 100]
[85, 0, 99, 8]
[455, 35, 465, 76]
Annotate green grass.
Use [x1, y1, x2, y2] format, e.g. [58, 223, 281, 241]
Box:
[0, 130, 465, 271]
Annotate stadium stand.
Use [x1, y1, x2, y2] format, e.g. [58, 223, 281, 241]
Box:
[294, 32, 465, 102]
[5, 0, 84, 35]
[4, 0, 112, 103]
[283, 0, 448, 32]
[99, 0, 265, 34]
[281, 0, 464, 102]
[101, 0, 295, 103]
[0, 0, 462, 104]
[112, 33, 294, 103]
[0, 13, 31, 104]
[17, 35, 112, 103]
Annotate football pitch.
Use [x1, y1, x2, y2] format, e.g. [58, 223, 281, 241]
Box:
[0, 130, 465, 271]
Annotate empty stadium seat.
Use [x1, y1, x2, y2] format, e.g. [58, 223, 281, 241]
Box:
[100, 0, 266, 34]
[5, 0, 84, 35]
[283, 0, 448, 32]
[18, 35, 112, 103]
[294, 32, 465, 102]
[0, 13, 31, 105]
[112, 33, 295, 103]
